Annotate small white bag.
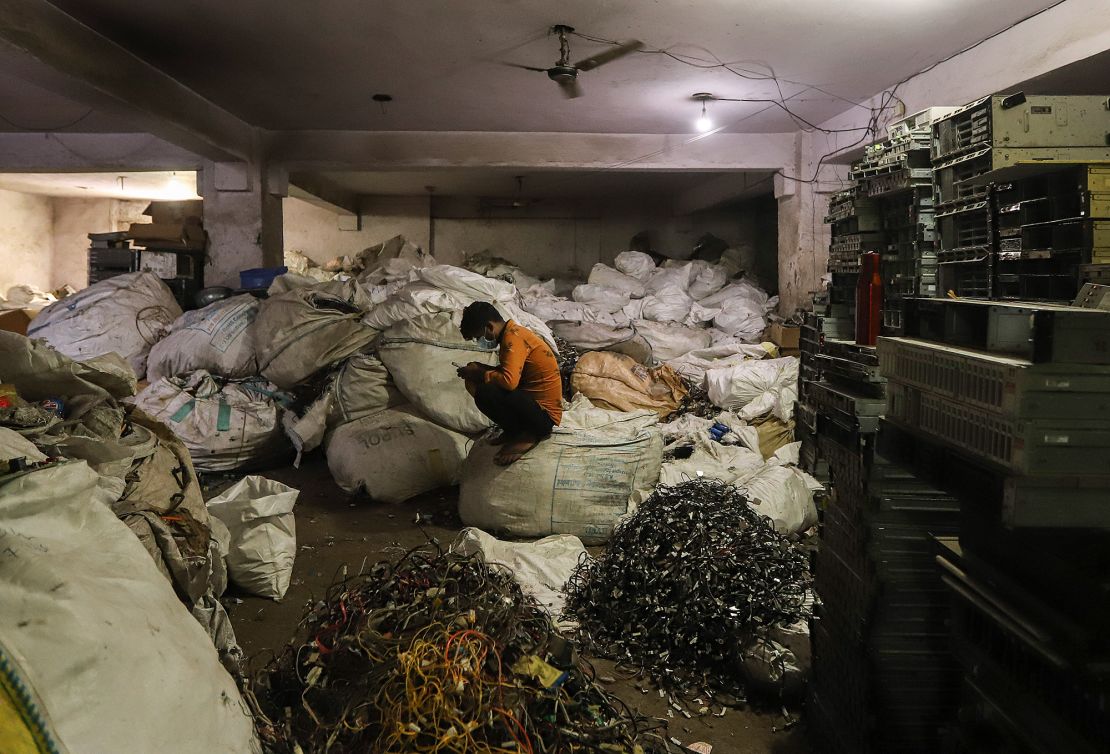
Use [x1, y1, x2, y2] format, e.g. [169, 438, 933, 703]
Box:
[206, 476, 298, 600]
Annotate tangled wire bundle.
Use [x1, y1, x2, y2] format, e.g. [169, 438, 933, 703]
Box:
[672, 380, 717, 419]
[563, 479, 812, 701]
[552, 337, 581, 401]
[249, 545, 666, 753]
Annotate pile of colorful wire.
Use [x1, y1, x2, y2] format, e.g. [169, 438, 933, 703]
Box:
[563, 479, 812, 703]
[248, 545, 667, 753]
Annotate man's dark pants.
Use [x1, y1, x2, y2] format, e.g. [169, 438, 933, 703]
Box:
[473, 383, 554, 439]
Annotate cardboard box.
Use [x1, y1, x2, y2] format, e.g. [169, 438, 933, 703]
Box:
[144, 200, 203, 224]
[127, 219, 206, 248]
[770, 323, 801, 350]
[0, 309, 37, 335]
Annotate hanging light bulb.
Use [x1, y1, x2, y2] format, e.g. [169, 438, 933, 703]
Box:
[163, 171, 195, 200]
[696, 101, 712, 133]
[692, 93, 714, 133]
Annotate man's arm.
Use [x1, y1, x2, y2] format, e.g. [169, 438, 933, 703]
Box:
[483, 335, 527, 391]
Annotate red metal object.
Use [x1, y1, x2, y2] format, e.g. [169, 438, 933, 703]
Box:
[855, 252, 882, 346]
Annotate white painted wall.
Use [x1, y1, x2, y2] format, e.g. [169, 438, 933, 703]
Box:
[0, 192, 151, 295]
[50, 197, 149, 289]
[284, 193, 778, 285]
[0, 189, 54, 295]
[283, 195, 430, 265]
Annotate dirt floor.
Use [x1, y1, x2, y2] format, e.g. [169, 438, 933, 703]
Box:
[225, 455, 812, 754]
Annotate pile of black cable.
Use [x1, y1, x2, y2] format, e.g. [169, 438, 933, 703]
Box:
[564, 479, 812, 702]
[672, 379, 717, 419]
[249, 544, 669, 754]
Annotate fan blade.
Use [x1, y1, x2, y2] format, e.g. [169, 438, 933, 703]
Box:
[501, 62, 550, 73]
[573, 39, 643, 71]
[559, 78, 583, 99]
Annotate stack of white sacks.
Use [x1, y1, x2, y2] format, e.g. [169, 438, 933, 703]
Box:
[24, 237, 813, 542]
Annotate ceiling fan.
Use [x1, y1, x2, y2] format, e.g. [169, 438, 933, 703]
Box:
[504, 25, 642, 99]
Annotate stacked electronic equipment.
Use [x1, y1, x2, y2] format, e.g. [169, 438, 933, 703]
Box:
[877, 297, 1110, 752]
[803, 333, 962, 752]
[851, 107, 954, 332]
[87, 231, 134, 285]
[932, 93, 1110, 300]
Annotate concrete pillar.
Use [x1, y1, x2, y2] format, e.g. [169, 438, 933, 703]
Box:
[775, 134, 849, 315]
[199, 160, 286, 288]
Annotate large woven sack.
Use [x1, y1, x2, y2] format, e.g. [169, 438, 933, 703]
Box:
[27, 272, 181, 376]
[0, 461, 260, 754]
[549, 322, 652, 363]
[571, 351, 688, 419]
[458, 396, 662, 544]
[326, 406, 472, 503]
[705, 356, 799, 421]
[146, 294, 260, 380]
[587, 263, 647, 298]
[378, 312, 498, 433]
[130, 371, 287, 471]
[254, 289, 376, 388]
[632, 320, 714, 361]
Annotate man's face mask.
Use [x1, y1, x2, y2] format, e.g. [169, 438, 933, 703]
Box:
[477, 324, 497, 350]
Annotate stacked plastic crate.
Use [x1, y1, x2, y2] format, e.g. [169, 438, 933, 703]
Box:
[932, 94, 1110, 300]
[877, 297, 1110, 752]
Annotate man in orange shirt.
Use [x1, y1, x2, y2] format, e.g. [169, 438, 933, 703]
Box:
[456, 302, 562, 466]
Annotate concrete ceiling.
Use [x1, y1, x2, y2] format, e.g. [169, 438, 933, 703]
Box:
[315, 169, 775, 200]
[0, 170, 199, 199]
[45, 0, 1061, 134]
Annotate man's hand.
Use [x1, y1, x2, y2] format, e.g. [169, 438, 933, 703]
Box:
[456, 362, 488, 381]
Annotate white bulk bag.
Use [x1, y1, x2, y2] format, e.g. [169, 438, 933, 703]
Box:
[665, 342, 774, 382]
[705, 356, 799, 421]
[416, 264, 517, 303]
[700, 278, 771, 310]
[549, 322, 653, 364]
[522, 296, 631, 329]
[130, 371, 287, 471]
[734, 464, 818, 536]
[326, 406, 472, 503]
[632, 319, 714, 361]
[254, 288, 377, 388]
[658, 437, 766, 487]
[713, 298, 767, 341]
[688, 264, 729, 300]
[146, 294, 260, 381]
[451, 528, 587, 618]
[640, 288, 694, 323]
[645, 265, 693, 296]
[206, 475, 299, 600]
[361, 281, 459, 331]
[378, 312, 498, 433]
[571, 283, 631, 313]
[282, 354, 405, 460]
[0, 461, 260, 754]
[458, 396, 663, 544]
[331, 353, 405, 426]
[587, 263, 647, 298]
[613, 251, 657, 281]
[27, 271, 181, 376]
